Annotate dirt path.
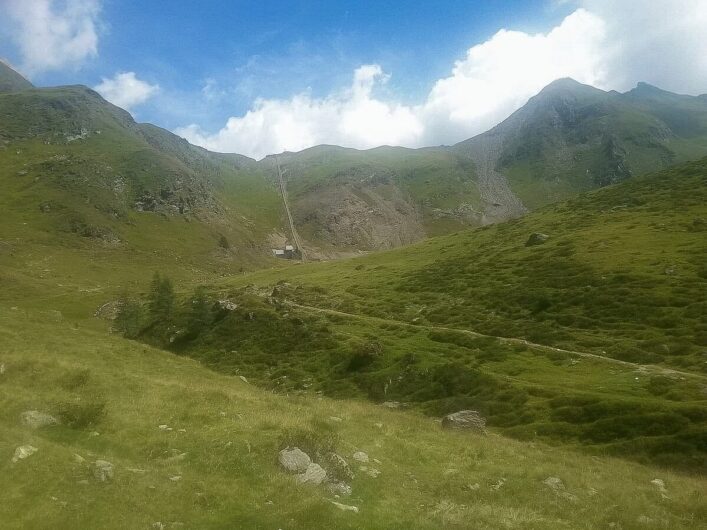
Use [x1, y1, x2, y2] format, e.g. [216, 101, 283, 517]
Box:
[286, 301, 707, 382]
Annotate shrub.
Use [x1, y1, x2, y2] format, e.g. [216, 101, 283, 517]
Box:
[52, 397, 106, 428]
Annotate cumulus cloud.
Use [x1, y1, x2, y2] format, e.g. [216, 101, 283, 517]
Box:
[95, 72, 160, 110]
[178, 0, 707, 158]
[176, 65, 423, 159]
[3, 0, 101, 75]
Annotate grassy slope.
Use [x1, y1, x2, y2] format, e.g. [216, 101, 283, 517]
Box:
[231, 157, 707, 371]
[1, 305, 705, 529]
[146, 158, 702, 470]
[0, 86, 285, 296]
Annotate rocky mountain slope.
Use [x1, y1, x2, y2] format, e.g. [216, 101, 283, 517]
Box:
[2, 63, 706, 259]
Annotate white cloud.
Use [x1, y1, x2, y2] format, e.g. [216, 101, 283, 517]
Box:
[178, 1, 707, 158]
[94, 72, 160, 110]
[3, 0, 101, 75]
[420, 8, 608, 145]
[176, 65, 423, 159]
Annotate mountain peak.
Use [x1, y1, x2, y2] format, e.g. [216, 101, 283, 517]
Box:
[0, 60, 33, 93]
[536, 78, 606, 98]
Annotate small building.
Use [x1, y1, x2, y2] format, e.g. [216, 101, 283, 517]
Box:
[272, 249, 285, 257]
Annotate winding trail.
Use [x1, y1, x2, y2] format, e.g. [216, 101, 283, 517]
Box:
[285, 301, 707, 382]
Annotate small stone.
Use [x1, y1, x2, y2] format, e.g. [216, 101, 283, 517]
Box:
[152, 523, 165, 530]
[543, 476, 577, 502]
[330, 501, 359, 513]
[329, 416, 343, 422]
[12, 445, 38, 463]
[326, 481, 352, 496]
[651, 478, 669, 498]
[359, 466, 380, 478]
[92, 460, 114, 482]
[352, 451, 369, 463]
[382, 401, 401, 409]
[441, 410, 486, 432]
[296, 463, 327, 485]
[239, 375, 248, 384]
[526, 233, 550, 246]
[279, 447, 311, 473]
[169, 475, 182, 482]
[72, 453, 86, 464]
[491, 478, 506, 491]
[543, 477, 564, 490]
[89, 431, 100, 437]
[158, 424, 171, 431]
[20, 410, 59, 429]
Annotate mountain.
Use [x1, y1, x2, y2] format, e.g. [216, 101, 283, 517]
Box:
[1, 61, 707, 261]
[1, 64, 706, 528]
[455, 78, 707, 211]
[258, 78, 707, 253]
[0, 76, 283, 292]
[0, 60, 33, 92]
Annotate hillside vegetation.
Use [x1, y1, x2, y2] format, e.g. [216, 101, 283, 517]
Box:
[101, 157, 707, 473]
[1, 305, 706, 529]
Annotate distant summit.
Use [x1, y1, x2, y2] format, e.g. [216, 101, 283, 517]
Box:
[0, 60, 33, 93]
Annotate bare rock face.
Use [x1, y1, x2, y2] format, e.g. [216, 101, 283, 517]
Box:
[278, 447, 311, 474]
[20, 410, 59, 429]
[441, 410, 486, 433]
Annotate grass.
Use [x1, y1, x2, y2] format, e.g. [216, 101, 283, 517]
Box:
[1, 305, 706, 529]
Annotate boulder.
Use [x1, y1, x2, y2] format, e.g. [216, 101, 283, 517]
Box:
[278, 447, 311, 474]
[327, 452, 354, 480]
[296, 463, 327, 485]
[441, 410, 486, 432]
[526, 233, 550, 246]
[12, 445, 38, 463]
[20, 410, 59, 429]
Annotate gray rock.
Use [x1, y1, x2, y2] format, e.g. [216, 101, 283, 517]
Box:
[330, 501, 359, 513]
[526, 233, 550, 246]
[12, 445, 38, 463]
[92, 460, 114, 482]
[327, 452, 354, 480]
[279, 447, 311, 474]
[441, 410, 486, 432]
[359, 466, 381, 478]
[20, 410, 59, 429]
[543, 476, 577, 502]
[352, 451, 369, 463]
[296, 463, 327, 485]
[326, 481, 352, 496]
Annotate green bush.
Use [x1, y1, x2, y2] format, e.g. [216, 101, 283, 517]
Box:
[52, 397, 106, 428]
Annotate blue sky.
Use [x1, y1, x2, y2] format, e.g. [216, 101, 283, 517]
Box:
[2, 0, 706, 158]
